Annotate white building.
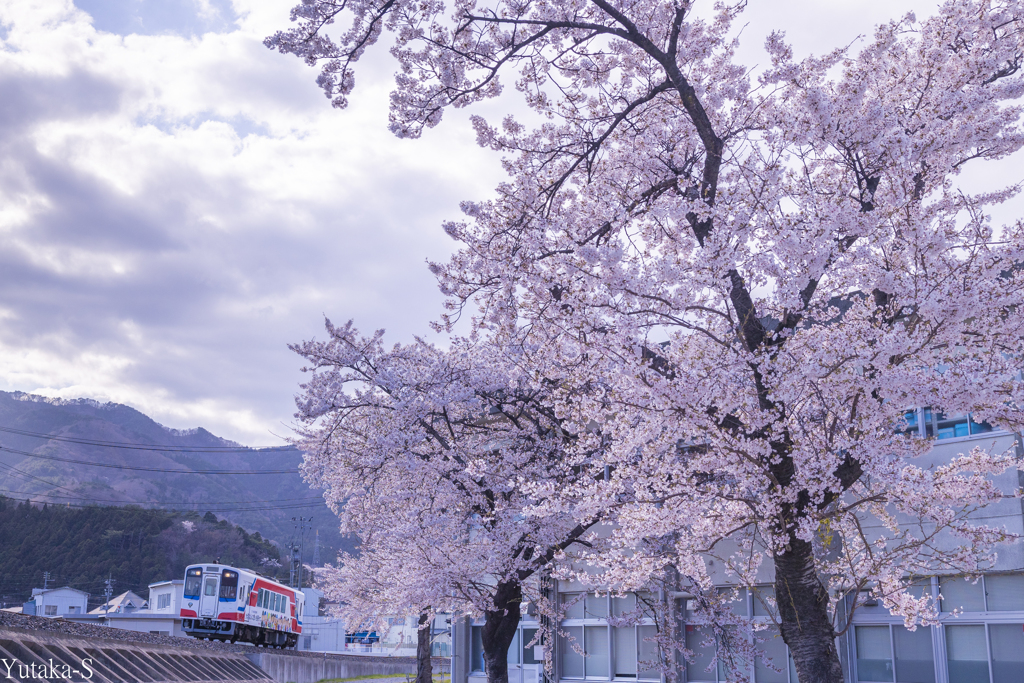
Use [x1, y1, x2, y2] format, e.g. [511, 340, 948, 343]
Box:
[25, 587, 89, 617]
[64, 581, 186, 637]
[452, 415, 1024, 683]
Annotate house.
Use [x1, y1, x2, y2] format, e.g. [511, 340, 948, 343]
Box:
[451, 415, 1024, 683]
[22, 587, 89, 617]
[63, 581, 185, 637]
[88, 589, 147, 615]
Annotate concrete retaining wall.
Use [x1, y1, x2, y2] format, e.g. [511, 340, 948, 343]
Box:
[0, 626, 271, 682]
[245, 653, 449, 683]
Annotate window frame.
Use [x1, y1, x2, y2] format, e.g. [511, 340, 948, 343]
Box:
[558, 592, 660, 682]
[847, 574, 1024, 683]
[675, 586, 797, 683]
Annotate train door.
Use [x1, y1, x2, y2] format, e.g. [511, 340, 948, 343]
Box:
[200, 573, 219, 617]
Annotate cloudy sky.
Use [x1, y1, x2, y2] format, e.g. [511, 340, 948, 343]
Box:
[0, 0, 1012, 445]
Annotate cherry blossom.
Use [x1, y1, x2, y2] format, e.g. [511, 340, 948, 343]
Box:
[274, 2, 1024, 681]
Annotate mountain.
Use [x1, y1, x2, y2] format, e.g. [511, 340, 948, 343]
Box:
[0, 391, 353, 568]
[0, 498, 285, 607]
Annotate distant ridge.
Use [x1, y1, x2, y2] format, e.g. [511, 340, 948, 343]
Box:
[0, 390, 352, 564]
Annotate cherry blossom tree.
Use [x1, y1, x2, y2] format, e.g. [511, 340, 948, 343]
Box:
[270, 2, 1024, 681]
[291, 322, 603, 683]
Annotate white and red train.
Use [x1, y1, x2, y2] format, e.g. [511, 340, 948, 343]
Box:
[179, 563, 305, 648]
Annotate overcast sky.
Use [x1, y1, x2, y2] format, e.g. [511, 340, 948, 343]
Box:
[0, 0, 1012, 445]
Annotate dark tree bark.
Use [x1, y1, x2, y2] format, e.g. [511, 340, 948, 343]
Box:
[774, 540, 844, 683]
[480, 580, 523, 683]
[417, 610, 433, 683]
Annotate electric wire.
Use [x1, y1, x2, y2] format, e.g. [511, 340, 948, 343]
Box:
[0, 446, 298, 474]
[0, 425, 295, 453]
[0, 486, 324, 508]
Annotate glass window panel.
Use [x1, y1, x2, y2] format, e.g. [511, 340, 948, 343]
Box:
[907, 578, 932, 600]
[986, 574, 1024, 611]
[472, 625, 484, 672]
[946, 625, 990, 683]
[753, 586, 776, 617]
[940, 576, 986, 613]
[508, 629, 520, 665]
[636, 592, 657, 619]
[637, 625, 659, 681]
[923, 408, 935, 438]
[562, 593, 585, 620]
[716, 627, 747, 682]
[204, 578, 217, 597]
[612, 594, 636, 616]
[969, 416, 994, 436]
[560, 627, 585, 679]
[586, 593, 610, 619]
[900, 409, 920, 436]
[989, 623, 1024, 683]
[855, 625, 893, 682]
[717, 587, 749, 616]
[684, 626, 717, 683]
[936, 413, 970, 439]
[893, 626, 935, 683]
[585, 626, 609, 678]
[523, 628, 541, 665]
[754, 628, 788, 683]
[613, 626, 637, 678]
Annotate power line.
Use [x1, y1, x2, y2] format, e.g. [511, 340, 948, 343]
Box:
[0, 425, 297, 453]
[0, 487, 324, 507]
[0, 446, 298, 474]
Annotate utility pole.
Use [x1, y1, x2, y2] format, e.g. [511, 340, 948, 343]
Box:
[103, 575, 115, 619]
[289, 516, 313, 588]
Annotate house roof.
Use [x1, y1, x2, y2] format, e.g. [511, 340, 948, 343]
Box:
[31, 586, 89, 597]
[88, 590, 148, 614]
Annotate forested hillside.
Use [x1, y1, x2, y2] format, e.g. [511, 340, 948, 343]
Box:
[0, 391, 353, 562]
[0, 497, 288, 609]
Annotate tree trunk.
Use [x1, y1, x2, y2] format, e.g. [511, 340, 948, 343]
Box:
[480, 580, 522, 683]
[774, 537, 844, 683]
[417, 610, 433, 683]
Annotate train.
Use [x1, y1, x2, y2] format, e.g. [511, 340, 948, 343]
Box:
[179, 563, 305, 648]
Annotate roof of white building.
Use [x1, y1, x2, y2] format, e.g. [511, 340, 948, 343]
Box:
[31, 586, 89, 597]
[88, 590, 148, 614]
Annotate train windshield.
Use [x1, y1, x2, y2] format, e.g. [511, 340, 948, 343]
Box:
[184, 568, 202, 598]
[220, 569, 239, 599]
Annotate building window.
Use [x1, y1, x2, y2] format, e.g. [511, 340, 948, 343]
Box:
[44, 605, 57, 616]
[678, 588, 798, 683]
[901, 409, 994, 439]
[945, 623, 1024, 683]
[853, 624, 936, 683]
[559, 592, 660, 681]
[472, 625, 485, 673]
[68, 606, 80, 614]
[940, 573, 1024, 612]
[157, 593, 171, 609]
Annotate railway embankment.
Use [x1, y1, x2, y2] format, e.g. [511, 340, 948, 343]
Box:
[0, 612, 445, 683]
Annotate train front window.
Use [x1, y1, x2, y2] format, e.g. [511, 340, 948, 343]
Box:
[184, 568, 202, 598]
[220, 570, 238, 599]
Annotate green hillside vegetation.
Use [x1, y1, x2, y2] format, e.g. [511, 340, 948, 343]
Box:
[0, 391, 353, 562]
[0, 496, 288, 610]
